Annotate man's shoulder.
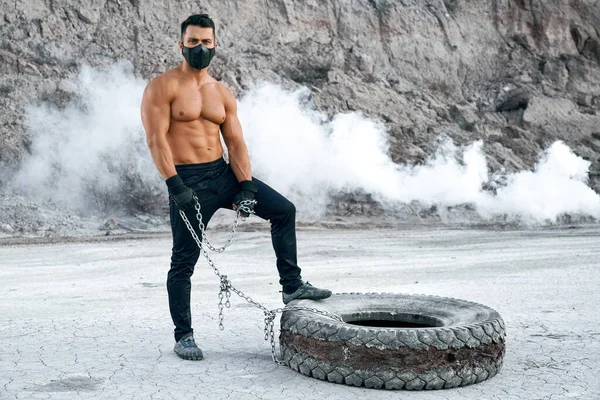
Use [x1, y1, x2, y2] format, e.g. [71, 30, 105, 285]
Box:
[144, 68, 182, 99]
[148, 68, 180, 87]
[213, 81, 236, 101]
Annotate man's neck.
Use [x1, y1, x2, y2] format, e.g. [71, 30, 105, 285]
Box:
[179, 62, 210, 84]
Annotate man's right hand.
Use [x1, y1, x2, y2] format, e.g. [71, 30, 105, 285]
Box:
[166, 174, 197, 211]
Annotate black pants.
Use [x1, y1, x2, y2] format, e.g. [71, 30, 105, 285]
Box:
[167, 157, 303, 342]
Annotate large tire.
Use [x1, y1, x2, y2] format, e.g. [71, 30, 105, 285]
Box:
[279, 293, 505, 390]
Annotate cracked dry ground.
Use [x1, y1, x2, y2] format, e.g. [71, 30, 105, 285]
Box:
[1, 227, 599, 399]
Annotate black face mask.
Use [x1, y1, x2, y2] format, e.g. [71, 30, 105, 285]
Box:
[181, 44, 215, 70]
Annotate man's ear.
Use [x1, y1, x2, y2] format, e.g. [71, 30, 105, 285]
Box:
[178, 40, 183, 50]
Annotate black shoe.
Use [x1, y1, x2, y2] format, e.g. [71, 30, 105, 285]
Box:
[282, 281, 332, 304]
[174, 333, 204, 361]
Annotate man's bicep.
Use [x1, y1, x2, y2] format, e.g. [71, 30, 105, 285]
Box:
[220, 112, 244, 148]
[220, 90, 245, 148]
[141, 81, 170, 144]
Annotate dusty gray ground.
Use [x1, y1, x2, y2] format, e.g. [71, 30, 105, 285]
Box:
[1, 226, 599, 399]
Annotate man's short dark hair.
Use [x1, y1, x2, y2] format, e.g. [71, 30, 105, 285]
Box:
[181, 14, 216, 40]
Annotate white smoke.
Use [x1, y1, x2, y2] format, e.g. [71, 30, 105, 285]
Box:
[11, 61, 161, 215]
[479, 142, 600, 220]
[241, 82, 600, 223]
[10, 63, 600, 223]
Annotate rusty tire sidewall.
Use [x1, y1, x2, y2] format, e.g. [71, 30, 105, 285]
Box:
[279, 292, 506, 390]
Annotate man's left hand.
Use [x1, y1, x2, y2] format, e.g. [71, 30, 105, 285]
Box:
[232, 180, 258, 217]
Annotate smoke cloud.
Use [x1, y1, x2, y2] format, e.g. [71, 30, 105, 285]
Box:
[9, 63, 600, 224]
[10, 61, 161, 215]
[240, 83, 600, 223]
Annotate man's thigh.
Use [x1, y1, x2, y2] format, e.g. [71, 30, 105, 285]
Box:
[217, 164, 294, 220]
[170, 178, 223, 254]
[252, 178, 295, 220]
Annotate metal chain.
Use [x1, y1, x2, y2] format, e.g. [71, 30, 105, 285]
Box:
[191, 197, 254, 253]
[176, 194, 344, 364]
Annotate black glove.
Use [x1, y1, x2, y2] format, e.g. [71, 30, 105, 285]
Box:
[166, 174, 197, 211]
[232, 180, 258, 217]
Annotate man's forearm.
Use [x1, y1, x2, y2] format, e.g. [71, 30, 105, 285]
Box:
[147, 137, 177, 180]
[228, 143, 252, 182]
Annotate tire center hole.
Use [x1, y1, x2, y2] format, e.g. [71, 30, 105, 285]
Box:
[343, 312, 443, 328]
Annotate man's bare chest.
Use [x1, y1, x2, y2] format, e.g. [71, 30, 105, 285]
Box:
[170, 85, 226, 125]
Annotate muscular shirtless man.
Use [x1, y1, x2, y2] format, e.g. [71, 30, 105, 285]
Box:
[140, 14, 332, 361]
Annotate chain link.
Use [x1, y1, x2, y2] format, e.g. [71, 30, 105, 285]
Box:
[176, 194, 343, 364]
[191, 198, 255, 252]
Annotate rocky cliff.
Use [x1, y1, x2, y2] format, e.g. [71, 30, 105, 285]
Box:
[1, 0, 600, 231]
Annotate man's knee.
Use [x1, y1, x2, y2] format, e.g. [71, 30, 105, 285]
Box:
[282, 200, 296, 216]
[168, 247, 200, 278]
[271, 200, 295, 221]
